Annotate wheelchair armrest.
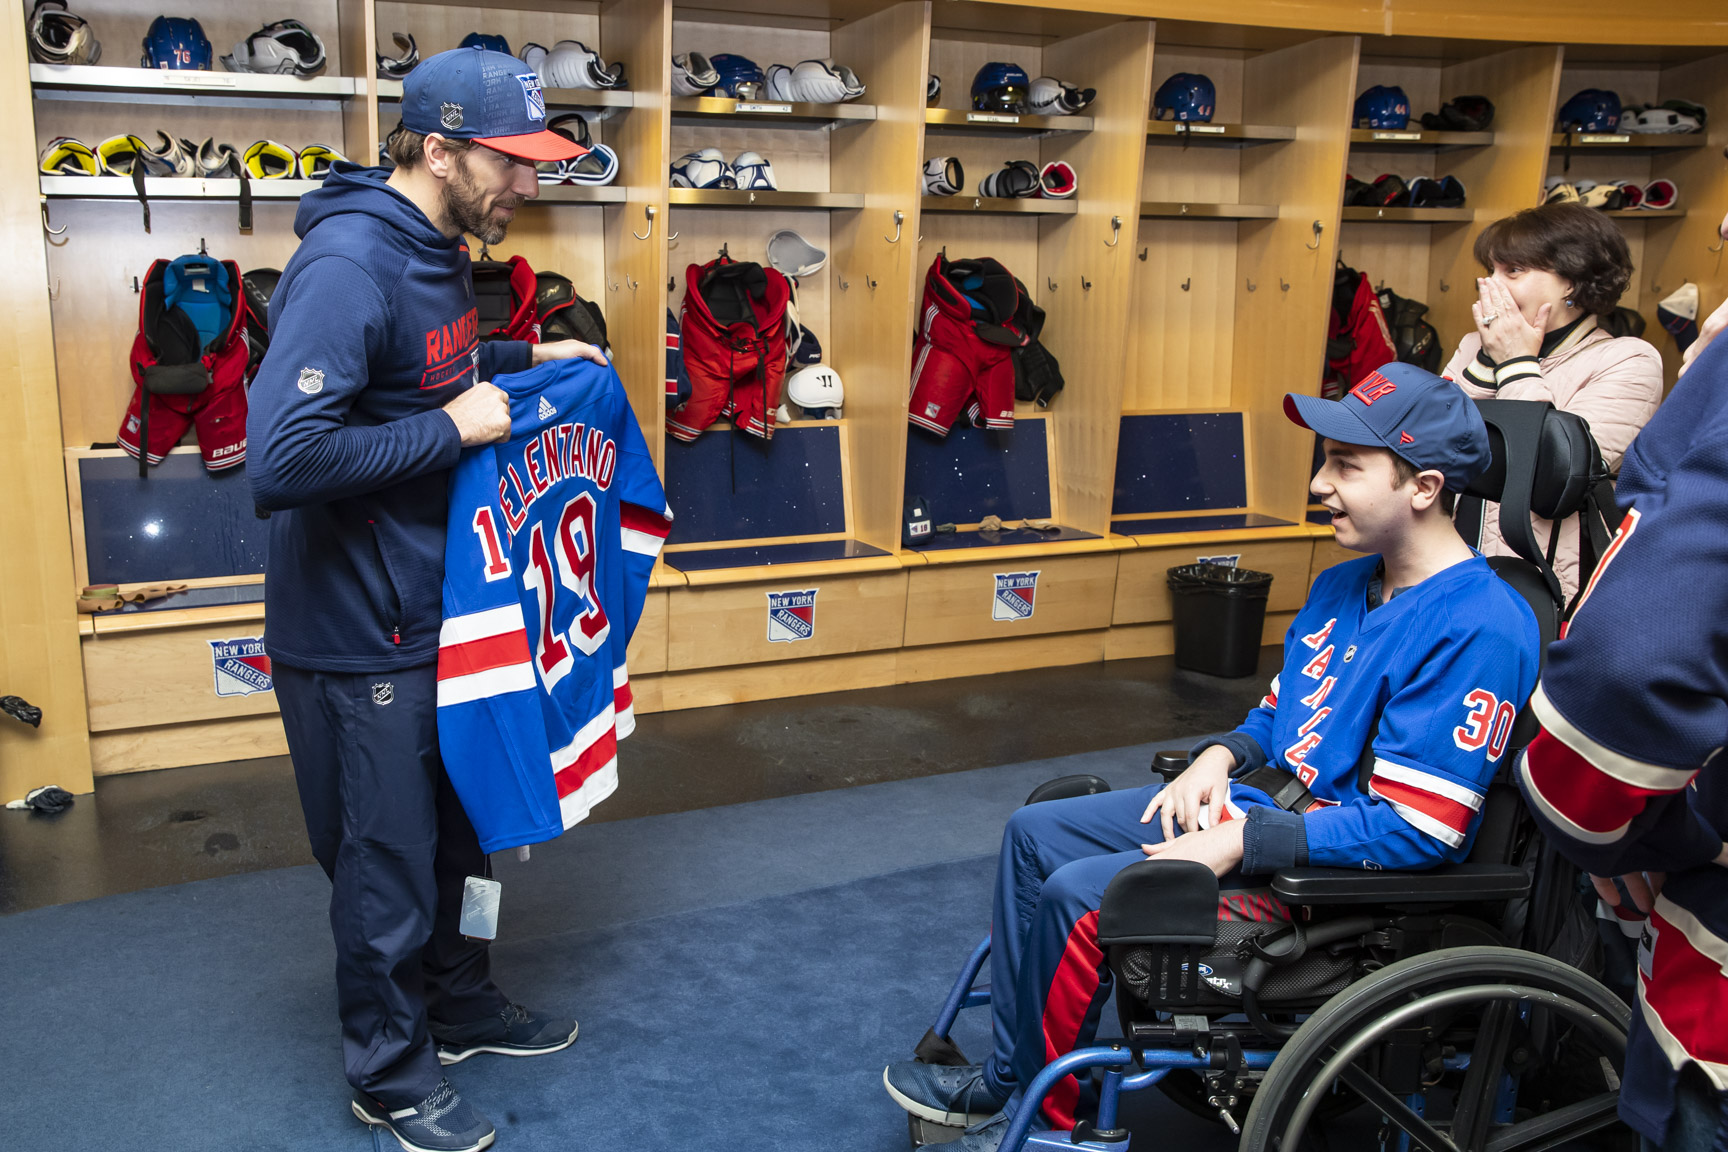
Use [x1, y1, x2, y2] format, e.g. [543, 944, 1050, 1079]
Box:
[1269, 862, 1530, 905]
[1151, 750, 1188, 781]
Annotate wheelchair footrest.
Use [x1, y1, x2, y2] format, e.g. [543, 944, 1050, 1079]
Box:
[908, 1113, 968, 1146]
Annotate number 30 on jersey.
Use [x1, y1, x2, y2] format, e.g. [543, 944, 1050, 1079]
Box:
[1453, 688, 1517, 762]
[471, 494, 610, 692]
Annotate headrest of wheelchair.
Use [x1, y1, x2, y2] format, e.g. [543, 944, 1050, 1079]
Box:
[1097, 860, 1219, 947]
[1461, 398, 1603, 523]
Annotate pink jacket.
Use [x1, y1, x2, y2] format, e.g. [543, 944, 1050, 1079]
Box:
[1442, 318, 1663, 603]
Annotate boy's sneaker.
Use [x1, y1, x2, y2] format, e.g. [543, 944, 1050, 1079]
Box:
[883, 1061, 1008, 1127]
[432, 1002, 579, 1065]
[351, 1078, 495, 1152]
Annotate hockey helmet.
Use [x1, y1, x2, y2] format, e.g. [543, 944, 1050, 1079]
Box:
[459, 32, 510, 56]
[377, 31, 416, 79]
[1153, 73, 1215, 122]
[1354, 85, 1411, 129]
[142, 16, 212, 70]
[708, 53, 764, 98]
[222, 19, 325, 76]
[786, 364, 843, 418]
[1556, 89, 1621, 132]
[971, 62, 1030, 113]
[29, 1, 101, 66]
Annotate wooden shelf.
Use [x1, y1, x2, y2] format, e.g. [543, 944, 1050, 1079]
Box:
[30, 63, 357, 102]
[1340, 205, 1473, 222]
[1349, 127, 1494, 148]
[39, 175, 321, 200]
[1548, 132, 1707, 150]
[1146, 121, 1295, 145]
[920, 195, 1079, 214]
[924, 108, 1093, 133]
[670, 96, 875, 124]
[1140, 202, 1278, 220]
[376, 79, 633, 110]
[668, 188, 865, 208]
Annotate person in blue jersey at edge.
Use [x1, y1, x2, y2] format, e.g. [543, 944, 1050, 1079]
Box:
[247, 46, 602, 1152]
[883, 364, 1541, 1151]
[1515, 204, 1728, 1152]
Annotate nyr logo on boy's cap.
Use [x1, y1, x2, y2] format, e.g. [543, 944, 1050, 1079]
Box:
[517, 73, 546, 121]
[766, 589, 817, 643]
[1349, 371, 1398, 405]
[992, 571, 1040, 621]
[209, 637, 272, 697]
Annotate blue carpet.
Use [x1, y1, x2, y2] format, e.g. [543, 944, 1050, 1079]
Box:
[0, 743, 1234, 1152]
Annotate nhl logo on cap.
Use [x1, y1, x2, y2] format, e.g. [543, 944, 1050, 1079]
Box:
[766, 589, 817, 643]
[441, 101, 464, 130]
[209, 637, 273, 698]
[992, 571, 1040, 621]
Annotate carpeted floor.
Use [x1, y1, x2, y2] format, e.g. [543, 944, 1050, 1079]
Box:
[0, 743, 1237, 1152]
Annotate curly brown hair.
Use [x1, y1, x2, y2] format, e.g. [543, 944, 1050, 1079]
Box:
[1472, 203, 1634, 316]
[383, 122, 475, 172]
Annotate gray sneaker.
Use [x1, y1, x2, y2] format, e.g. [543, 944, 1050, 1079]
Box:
[432, 1002, 578, 1065]
[883, 1060, 1008, 1127]
[351, 1078, 495, 1152]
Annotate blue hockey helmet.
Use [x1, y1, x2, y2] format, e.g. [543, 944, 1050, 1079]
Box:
[971, 61, 1030, 113]
[1353, 84, 1411, 130]
[708, 53, 765, 98]
[1152, 73, 1216, 122]
[141, 16, 211, 70]
[458, 32, 511, 56]
[1556, 88, 1622, 132]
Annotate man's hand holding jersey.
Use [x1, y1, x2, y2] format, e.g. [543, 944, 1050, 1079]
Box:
[442, 381, 513, 447]
[531, 339, 608, 367]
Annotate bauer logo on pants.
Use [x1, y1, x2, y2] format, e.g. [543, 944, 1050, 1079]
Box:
[766, 589, 818, 643]
[992, 571, 1040, 621]
[209, 637, 273, 697]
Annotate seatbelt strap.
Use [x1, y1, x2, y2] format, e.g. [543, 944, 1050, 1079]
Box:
[1238, 766, 1319, 813]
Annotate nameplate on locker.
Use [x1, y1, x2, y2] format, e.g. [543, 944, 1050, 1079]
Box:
[766, 589, 819, 643]
[992, 572, 1040, 622]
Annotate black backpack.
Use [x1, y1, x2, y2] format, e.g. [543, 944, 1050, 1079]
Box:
[1009, 278, 1064, 407]
[536, 272, 609, 353]
[1377, 286, 1442, 371]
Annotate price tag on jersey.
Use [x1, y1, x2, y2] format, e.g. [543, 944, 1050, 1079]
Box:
[1183, 124, 1227, 135]
[968, 112, 1020, 124]
[736, 101, 792, 113]
[1579, 134, 1631, 144]
[459, 875, 501, 940]
[1371, 131, 1422, 141]
[163, 71, 237, 87]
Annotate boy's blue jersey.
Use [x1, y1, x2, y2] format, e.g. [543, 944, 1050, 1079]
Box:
[1224, 553, 1541, 869]
[436, 358, 670, 853]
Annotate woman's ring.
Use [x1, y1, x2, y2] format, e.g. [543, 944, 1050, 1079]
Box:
[1481, 311, 1498, 324]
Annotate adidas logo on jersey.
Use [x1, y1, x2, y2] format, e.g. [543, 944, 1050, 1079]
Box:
[537, 395, 556, 420]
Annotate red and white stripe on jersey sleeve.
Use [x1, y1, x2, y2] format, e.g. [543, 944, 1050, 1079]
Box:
[621, 501, 672, 558]
[551, 704, 620, 829]
[1636, 898, 1728, 1085]
[613, 663, 636, 737]
[436, 604, 536, 706]
[1261, 675, 1280, 710]
[1519, 683, 1698, 846]
[1368, 758, 1484, 849]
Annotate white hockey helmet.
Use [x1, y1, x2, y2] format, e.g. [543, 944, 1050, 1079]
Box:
[28, 0, 101, 65]
[786, 364, 844, 418]
[222, 19, 326, 76]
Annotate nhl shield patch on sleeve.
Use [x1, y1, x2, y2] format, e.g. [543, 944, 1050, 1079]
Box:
[209, 637, 273, 697]
[992, 571, 1040, 621]
[766, 589, 818, 643]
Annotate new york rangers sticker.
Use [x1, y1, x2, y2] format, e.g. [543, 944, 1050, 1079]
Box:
[209, 637, 273, 697]
[766, 588, 818, 643]
[992, 571, 1040, 621]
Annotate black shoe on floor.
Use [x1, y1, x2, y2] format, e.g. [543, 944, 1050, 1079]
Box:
[433, 1002, 579, 1065]
[351, 1077, 495, 1152]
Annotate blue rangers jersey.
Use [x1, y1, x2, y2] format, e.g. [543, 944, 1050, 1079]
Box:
[1201, 553, 1540, 872]
[437, 358, 671, 853]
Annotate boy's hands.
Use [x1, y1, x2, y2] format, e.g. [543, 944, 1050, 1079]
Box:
[1141, 744, 1235, 842]
[1142, 820, 1247, 878]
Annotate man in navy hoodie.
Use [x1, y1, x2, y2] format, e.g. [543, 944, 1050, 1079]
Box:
[248, 47, 600, 1152]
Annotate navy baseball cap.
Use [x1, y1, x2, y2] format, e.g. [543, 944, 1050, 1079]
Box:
[401, 47, 586, 163]
[1285, 362, 1490, 491]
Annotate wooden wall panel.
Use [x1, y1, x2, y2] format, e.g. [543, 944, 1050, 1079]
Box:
[91, 714, 288, 776]
[1103, 609, 1294, 661]
[83, 624, 281, 731]
[373, 2, 601, 60]
[665, 571, 909, 669]
[1234, 34, 1358, 523]
[896, 630, 1106, 681]
[627, 589, 670, 675]
[1112, 538, 1313, 625]
[902, 553, 1118, 645]
[830, 0, 933, 549]
[1038, 19, 1156, 534]
[1309, 534, 1356, 587]
[1124, 219, 1239, 409]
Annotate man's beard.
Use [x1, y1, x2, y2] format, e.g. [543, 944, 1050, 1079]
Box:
[443, 154, 521, 246]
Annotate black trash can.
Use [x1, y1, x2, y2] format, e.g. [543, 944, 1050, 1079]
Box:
[1167, 563, 1274, 678]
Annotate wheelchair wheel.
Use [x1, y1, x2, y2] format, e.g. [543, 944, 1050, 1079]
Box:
[1239, 947, 1630, 1152]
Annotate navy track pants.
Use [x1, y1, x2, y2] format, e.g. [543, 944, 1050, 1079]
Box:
[275, 661, 508, 1107]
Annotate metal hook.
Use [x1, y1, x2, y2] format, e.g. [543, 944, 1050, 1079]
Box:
[1180, 277, 1190, 291]
[40, 200, 65, 236]
[668, 277, 676, 294]
[1305, 220, 1323, 251]
[607, 276, 620, 292]
[631, 205, 656, 241]
[1105, 215, 1121, 248]
[1280, 277, 1290, 292]
[668, 229, 679, 241]
[1246, 278, 1257, 292]
[1081, 275, 1091, 291]
[884, 209, 904, 244]
[1710, 232, 1725, 254]
[1137, 247, 1148, 261]
[837, 273, 849, 291]
[866, 275, 877, 290]
[1046, 277, 1057, 292]
[1439, 279, 1450, 293]
[627, 276, 639, 291]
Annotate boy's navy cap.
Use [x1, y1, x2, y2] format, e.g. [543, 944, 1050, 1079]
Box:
[401, 47, 586, 163]
[1284, 362, 1491, 491]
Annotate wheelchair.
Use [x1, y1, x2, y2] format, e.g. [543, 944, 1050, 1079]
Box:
[900, 400, 1633, 1152]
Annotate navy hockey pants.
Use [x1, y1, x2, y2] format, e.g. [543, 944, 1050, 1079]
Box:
[981, 784, 1286, 1130]
[275, 661, 508, 1107]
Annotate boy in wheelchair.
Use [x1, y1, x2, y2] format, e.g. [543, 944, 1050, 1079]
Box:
[884, 364, 1543, 1151]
